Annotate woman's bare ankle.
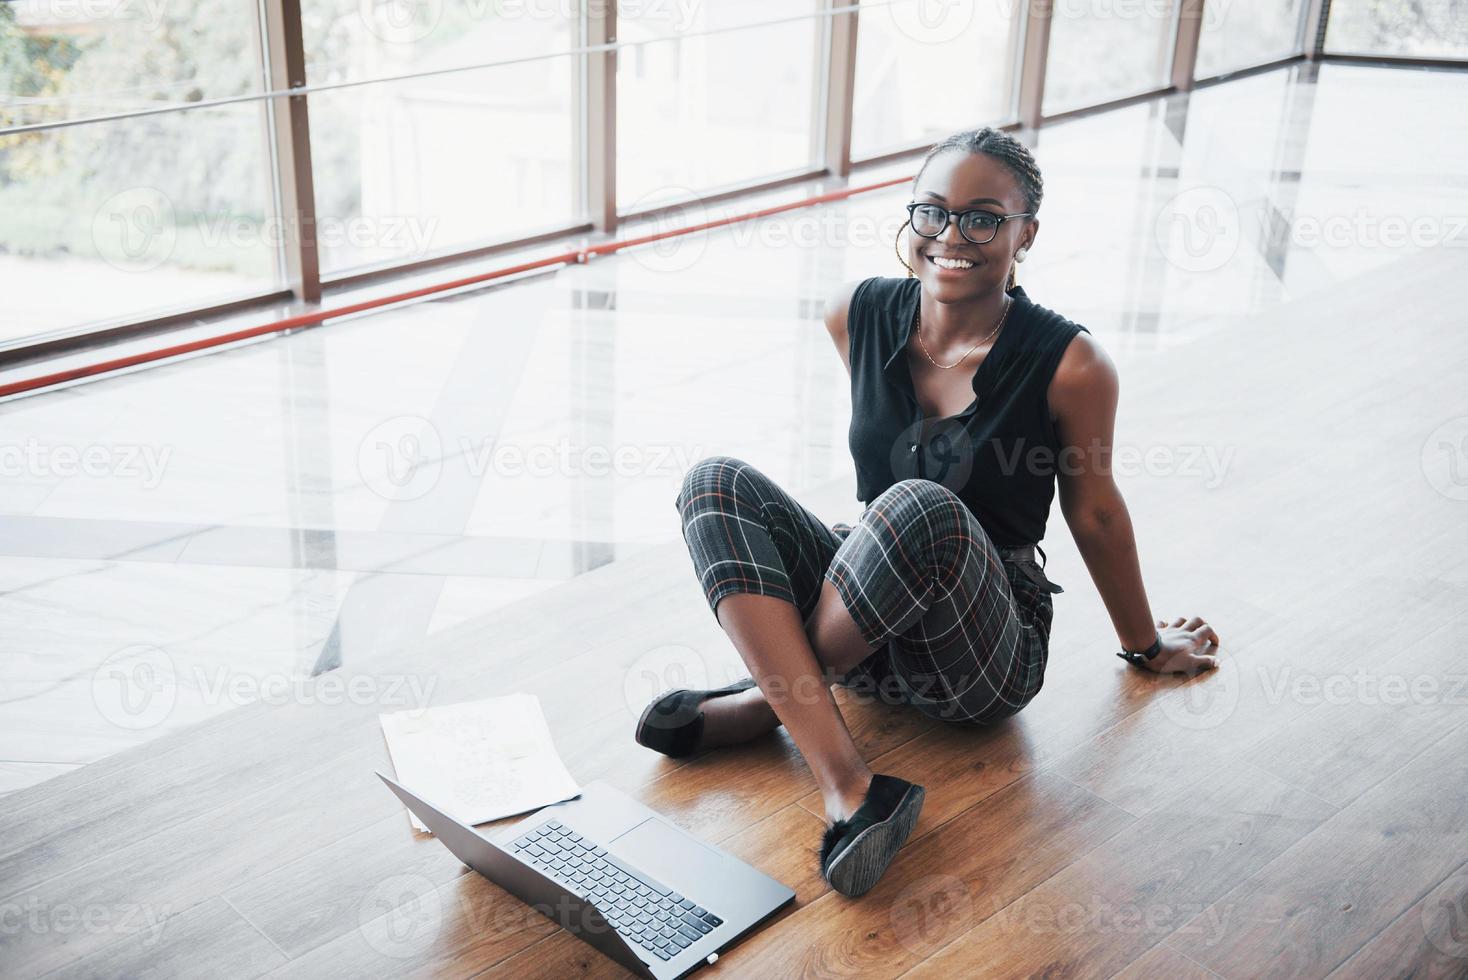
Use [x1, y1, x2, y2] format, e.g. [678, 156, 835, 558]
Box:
[823, 769, 874, 823]
[698, 688, 781, 748]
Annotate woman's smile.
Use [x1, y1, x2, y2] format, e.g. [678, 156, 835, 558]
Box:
[925, 251, 981, 275]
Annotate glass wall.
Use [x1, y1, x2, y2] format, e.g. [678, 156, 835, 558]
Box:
[850, 0, 1023, 160]
[4, 0, 1466, 355]
[301, 1, 580, 275]
[0, 0, 279, 344]
[1196, 0, 1307, 78]
[1325, 0, 1468, 58]
[1043, 0, 1179, 115]
[616, 1, 826, 212]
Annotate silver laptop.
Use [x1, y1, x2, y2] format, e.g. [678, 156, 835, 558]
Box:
[377, 773, 794, 979]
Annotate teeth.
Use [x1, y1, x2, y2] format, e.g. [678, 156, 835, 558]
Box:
[930, 255, 974, 270]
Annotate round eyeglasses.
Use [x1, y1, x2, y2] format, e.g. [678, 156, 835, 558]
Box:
[905, 202, 1033, 246]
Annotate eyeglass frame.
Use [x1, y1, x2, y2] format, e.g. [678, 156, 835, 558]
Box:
[904, 202, 1034, 246]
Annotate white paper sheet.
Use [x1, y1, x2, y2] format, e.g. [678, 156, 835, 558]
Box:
[380, 693, 581, 832]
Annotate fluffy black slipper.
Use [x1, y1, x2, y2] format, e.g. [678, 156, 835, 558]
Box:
[819, 774, 925, 898]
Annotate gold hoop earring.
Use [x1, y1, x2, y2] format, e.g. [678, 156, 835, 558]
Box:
[1006, 263, 1017, 291]
[895, 221, 916, 278]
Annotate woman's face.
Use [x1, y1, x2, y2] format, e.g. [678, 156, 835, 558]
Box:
[908, 149, 1038, 304]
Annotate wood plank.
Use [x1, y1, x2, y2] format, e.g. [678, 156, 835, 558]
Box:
[901, 763, 1335, 978]
[48, 897, 288, 980]
[1326, 860, 1468, 980]
[700, 770, 1134, 977]
[1165, 722, 1468, 977]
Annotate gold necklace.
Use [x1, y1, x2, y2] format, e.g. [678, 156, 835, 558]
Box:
[914, 294, 1012, 370]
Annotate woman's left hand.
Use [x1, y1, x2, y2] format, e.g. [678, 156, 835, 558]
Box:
[1139, 616, 1222, 674]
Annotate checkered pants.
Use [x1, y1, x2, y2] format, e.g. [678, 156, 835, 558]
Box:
[674, 455, 1057, 725]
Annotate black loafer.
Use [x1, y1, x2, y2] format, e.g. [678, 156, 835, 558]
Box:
[819, 774, 925, 898]
[634, 677, 758, 758]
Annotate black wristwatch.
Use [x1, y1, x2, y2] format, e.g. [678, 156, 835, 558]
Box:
[1116, 633, 1162, 667]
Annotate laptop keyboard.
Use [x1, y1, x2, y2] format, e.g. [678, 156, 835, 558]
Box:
[510, 819, 725, 961]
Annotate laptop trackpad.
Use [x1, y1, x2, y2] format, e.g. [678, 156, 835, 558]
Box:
[611, 817, 726, 893]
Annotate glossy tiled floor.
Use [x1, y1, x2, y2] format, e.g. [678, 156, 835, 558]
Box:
[2, 62, 1465, 793]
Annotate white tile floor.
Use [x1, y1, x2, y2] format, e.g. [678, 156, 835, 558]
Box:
[2, 61, 1465, 793]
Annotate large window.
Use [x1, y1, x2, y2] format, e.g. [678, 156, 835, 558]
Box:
[616, 1, 826, 211]
[1325, 0, 1468, 58]
[1196, 0, 1307, 78]
[1043, 0, 1178, 115]
[850, 0, 1023, 160]
[301, 1, 580, 275]
[4, 0, 1467, 356]
[0, 1, 279, 344]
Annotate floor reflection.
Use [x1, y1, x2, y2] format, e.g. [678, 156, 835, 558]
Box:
[1, 61, 1465, 792]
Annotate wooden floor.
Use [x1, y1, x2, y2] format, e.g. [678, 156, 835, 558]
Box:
[5, 247, 1468, 978]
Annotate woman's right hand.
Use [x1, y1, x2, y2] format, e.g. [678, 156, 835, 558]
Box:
[1139, 616, 1221, 674]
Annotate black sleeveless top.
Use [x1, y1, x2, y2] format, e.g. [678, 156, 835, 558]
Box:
[845, 276, 1090, 549]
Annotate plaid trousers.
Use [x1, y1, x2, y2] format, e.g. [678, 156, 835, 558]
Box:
[674, 455, 1058, 725]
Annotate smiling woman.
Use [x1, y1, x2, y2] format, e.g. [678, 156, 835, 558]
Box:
[638, 127, 1224, 900]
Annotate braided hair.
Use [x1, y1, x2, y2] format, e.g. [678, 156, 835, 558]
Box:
[909, 128, 1042, 290]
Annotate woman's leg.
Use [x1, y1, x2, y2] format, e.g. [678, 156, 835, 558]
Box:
[825, 477, 1045, 725]
[674, 456, 886, 821]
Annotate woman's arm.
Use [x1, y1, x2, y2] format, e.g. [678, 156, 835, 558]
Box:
[1048, 333, 1221, 674]
[821, 279, 863, 378]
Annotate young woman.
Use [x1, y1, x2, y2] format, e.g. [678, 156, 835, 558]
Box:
[635, 127, 1222, 898]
